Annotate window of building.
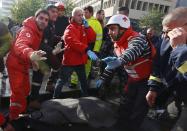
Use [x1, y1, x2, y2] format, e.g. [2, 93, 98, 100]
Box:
[148, 3, 153, 11]
[105, 1, 108, 8]
[125, 0, 131, 8]
[131, 0, 137, 9]
[136, 1, 142, 10]
[164, 6, 169, 13]
[154, 4, 159, 10]
[119, 0, 124, 7]
[142, 2, 148, 11]
[107, 1, 110, 8]
[104, 1, 107, 9]
[159, 5, 164, 12]
[108, 0, 112, 7]
[112, 0, 116, 5]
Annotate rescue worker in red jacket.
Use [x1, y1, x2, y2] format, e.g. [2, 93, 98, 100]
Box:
[96, 14, 155, 131]
[6, 9, 49, 122]
[53, 7, 97, 98]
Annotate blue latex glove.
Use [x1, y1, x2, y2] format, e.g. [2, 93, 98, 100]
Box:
[87, 50, 98, 61]
[96, 79, 104, 89]
[105, 58, 122, 70]
[102, 56, 118, 64]
[82, 19, 89, 28]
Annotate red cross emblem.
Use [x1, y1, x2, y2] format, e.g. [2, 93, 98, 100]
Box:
[123, 17, 128, 22]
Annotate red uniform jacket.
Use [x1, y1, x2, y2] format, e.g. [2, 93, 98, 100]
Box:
[6, 17, 43, 71]
[63, 22, 96, 66]
[114, 29, 154, 82]
[6, 17, 44, 121]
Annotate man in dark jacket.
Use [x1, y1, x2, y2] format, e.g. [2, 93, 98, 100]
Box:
[45, 2, 69, 92]
[146, 7, 187, 131]
[54, 2, 69, 37]
[30, 5, 63, 108]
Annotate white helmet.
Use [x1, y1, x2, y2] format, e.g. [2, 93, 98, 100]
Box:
[106, 14, 130, 29]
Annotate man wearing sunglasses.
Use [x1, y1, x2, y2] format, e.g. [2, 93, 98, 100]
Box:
[146, 7, 187, 131]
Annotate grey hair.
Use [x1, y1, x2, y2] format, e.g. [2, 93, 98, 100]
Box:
[72, 7, 83, 16]
[162, 7, 187, 26]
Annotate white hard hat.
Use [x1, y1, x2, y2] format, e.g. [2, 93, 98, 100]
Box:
[106, 14, 130, 29]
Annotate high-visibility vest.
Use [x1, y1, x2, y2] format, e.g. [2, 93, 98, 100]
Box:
[87, 16, 103, 52]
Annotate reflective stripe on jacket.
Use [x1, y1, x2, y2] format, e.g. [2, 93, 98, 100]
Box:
[87, 16, 103, 52]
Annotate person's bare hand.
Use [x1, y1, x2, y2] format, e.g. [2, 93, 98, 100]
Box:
[168, 27, 187, 48]
[146, 91, 157, 107]
[30, 50, 47, 61]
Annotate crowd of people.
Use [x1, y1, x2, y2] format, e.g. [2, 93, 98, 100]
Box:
[0, 2, 187, 131]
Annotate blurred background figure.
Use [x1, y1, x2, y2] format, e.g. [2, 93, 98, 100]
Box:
[117, 6, 129, 16]
[146, 27, 160, 49]
[96, 9, 105, 28]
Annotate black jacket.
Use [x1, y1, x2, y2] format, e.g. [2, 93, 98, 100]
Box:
[148, 38, 187, 103]
[40, 22, 61, 69]
[55, 16, 69, 37]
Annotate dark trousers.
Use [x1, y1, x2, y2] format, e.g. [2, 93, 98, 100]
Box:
[30, 69, 59, 101]
[30, 70, 44, 101]
[115, 80, 149, 131]
[171, 83, 187, 131]
[53, 65, 88, 98]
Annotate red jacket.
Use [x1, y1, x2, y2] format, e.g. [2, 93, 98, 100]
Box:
[6, 17, 43, 71]
[63, 22, 96, 66]
[114, 28, 153, 82]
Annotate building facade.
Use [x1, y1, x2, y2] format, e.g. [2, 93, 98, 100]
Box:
[73, 0, 177, 19]
[176, 0, 187, 7]
[0, 0, 16, 17]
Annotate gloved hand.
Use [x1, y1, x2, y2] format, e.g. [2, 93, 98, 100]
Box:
[82, 18, 89, 28]
[96, 79, 104, 89]
[105, 58, 122, 70]
[102, 56, 118, 64]
[87, 50, 98, 61]
[30, 50, 47, 62]
[52, 42, 64, 55]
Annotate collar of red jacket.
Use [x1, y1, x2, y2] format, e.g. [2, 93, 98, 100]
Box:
[22, 17, 43, 37]
[70, 21, 83, 28]
[115, 28, 139, 47]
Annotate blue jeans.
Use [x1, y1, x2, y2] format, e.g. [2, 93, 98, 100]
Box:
[53, 65, 88, 98]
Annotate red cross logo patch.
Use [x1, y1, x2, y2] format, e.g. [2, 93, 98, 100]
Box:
[123, 17, 128, 22]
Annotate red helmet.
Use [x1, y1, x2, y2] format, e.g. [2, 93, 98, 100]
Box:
[55, 2, 65, 11]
